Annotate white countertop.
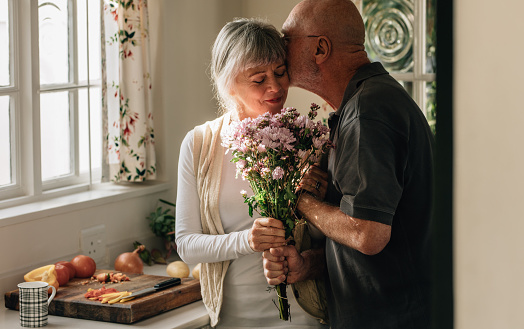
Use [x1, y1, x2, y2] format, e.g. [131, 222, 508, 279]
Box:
[1, 262, 210, 329]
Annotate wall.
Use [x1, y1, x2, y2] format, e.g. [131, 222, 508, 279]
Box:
[454, 1, 524, 328]
[6, 1, 522, 328]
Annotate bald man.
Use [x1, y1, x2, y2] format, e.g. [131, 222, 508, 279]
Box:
[263, 0, 434, 328]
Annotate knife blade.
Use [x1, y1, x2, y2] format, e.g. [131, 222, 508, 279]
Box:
[121, 277, 181, 301]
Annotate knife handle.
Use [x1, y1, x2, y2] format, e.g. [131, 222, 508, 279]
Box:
[154, 277, 181, 290]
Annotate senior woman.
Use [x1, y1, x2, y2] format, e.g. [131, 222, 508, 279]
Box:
[175, 18, 327, 328]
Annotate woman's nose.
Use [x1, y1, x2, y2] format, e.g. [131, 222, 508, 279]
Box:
[266, 75, 282, 92]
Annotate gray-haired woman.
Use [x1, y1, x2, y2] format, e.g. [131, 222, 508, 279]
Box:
[175, 18, 327, 328]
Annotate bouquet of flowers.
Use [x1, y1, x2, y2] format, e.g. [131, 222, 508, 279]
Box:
[221, 104, 332, 321]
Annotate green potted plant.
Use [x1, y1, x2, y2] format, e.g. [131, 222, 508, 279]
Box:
[147, 199, 177, 259]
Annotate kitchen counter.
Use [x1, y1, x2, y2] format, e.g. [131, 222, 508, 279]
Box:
[1, 261, 210, 329]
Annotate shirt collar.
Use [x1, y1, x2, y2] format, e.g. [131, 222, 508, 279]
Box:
[335, 62, 389, 115]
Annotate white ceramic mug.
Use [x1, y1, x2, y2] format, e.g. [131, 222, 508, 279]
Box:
[18, 281, 57, 328]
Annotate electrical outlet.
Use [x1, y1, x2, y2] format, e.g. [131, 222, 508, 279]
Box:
[80, 225, 106, 263]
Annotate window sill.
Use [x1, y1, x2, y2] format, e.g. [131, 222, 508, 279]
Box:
[0, 181, 172, 228]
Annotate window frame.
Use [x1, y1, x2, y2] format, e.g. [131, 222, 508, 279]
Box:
[359, 0, 436, 126]
[0, 0, 102, 207]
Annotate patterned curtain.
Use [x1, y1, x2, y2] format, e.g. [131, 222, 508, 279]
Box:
[101, 0, 156, 182]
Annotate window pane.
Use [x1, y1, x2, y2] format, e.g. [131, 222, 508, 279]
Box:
[363, 0, 414, 73]
[77, 0, 88, 83]
[78, 88, 89, 174]
[426, 0, 436, 73]
[39, 0, 70, 85]
[41, 91, 71, 180]
[426, 81, 436, 134]
[77, 0, 101, 83]
[78, 87, 102, 180]
[88, 0, 101, 81]
[90, 87, 102, 178]
[398, 81, 413, 98]
[0, 0, 10, 86]
[0, 95, 12, 186]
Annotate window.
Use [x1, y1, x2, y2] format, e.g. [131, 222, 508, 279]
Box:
[0, 0, 102, 205]
[359, 0, 436, 133]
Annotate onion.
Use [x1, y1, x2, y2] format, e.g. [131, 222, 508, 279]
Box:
[114, 245, 144, 274]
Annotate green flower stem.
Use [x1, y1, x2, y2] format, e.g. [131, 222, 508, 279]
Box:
[275, 283, 289, 321]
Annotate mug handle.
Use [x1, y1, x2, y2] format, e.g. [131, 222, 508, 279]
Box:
[47, 285, 56, 305]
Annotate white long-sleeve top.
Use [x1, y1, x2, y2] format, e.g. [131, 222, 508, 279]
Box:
[175, 129, 326, 328]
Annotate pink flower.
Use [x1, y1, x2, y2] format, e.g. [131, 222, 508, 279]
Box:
[272, 167, 284, 180]
[261, 167, 271, 177]
[237, 159, 247, 169]
[257, 144, 266, 153]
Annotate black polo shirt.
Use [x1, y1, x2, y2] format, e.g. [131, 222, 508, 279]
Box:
[324, 62, 434, 329]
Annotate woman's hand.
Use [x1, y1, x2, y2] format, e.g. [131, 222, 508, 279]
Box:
[248, 218, 286, 252]
[298, 164, 328, 200]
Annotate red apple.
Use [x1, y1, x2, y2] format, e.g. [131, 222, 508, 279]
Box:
[70, 255, 96, 278]
[54, 264, 70, 286]
[55, 261, 76, 279]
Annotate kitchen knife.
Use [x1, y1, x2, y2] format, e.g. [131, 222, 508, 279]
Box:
[121, 277, 181, 301]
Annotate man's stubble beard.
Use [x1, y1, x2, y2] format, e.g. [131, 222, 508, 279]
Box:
[288, 60, 320, 95]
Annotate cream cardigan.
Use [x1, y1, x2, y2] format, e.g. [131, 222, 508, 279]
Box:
[191, 112, 328, 327]
[192, 113, 231, 327]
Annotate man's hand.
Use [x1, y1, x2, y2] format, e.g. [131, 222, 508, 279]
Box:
[248, 218, 286, 252]
[298, 164, 329, 200]
[262, 245, 305, 285]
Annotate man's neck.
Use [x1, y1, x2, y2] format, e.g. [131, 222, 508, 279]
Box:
[327, 55, 371, 109]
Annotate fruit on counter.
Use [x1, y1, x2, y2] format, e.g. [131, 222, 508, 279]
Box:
[114, 245, 145, 274]
[166, 261, 189, 278]
[24, 264, 59, 293]
[55, 261, 76, 279]
[192, 263, 201, 280]
[54, 264, 70, 286]
[71, 255, 97, 278]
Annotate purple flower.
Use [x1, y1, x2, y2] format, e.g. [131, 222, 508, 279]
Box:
[272, 166, 284, 180]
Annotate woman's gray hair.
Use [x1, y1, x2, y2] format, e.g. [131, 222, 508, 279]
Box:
[210, 18, 286, 112]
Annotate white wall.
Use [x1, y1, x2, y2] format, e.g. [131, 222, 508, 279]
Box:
[4, 1, 523, 328]
[454, 1, 524, 328]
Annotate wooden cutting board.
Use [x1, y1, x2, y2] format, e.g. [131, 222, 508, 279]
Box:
[4, 269, 202, 324]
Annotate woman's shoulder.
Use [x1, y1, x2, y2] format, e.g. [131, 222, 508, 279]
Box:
[194, 112, 230, 132]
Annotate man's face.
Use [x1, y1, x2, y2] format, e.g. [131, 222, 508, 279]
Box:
[281, 19, 318, 91]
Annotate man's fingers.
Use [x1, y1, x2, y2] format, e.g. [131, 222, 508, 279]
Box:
[263, 249, 285, 262]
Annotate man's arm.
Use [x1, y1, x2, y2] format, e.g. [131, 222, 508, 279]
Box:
[298, 193, 391, 256]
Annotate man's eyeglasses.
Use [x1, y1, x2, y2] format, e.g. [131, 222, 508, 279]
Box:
[282, 35, 322, 46]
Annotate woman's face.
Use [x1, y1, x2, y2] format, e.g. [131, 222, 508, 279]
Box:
[231, 61, 289, 120]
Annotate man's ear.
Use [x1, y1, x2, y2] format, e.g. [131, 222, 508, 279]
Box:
[314, 36, 331, 64]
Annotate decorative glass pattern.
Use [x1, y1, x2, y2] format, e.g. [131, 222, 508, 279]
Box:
[363, 0, 414, 73]
[426, 0, 436, 74]
[426, 81, 436, 133]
